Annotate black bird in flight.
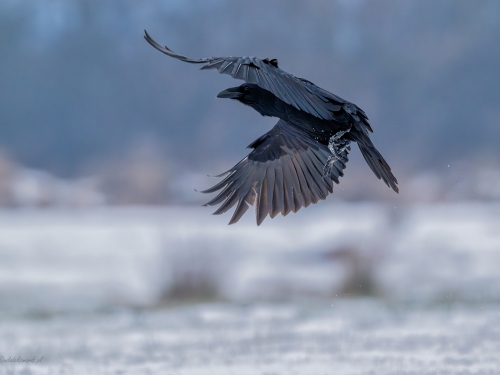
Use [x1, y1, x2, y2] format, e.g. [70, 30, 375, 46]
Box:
[144, 31, 398, 225]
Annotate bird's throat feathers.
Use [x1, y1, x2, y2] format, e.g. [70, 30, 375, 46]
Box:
[237, 87, 282, 117]
[244, 99, 281, 117]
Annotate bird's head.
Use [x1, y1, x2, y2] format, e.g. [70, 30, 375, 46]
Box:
[217, 83, 265, 105]
[217, 83, 278, 117]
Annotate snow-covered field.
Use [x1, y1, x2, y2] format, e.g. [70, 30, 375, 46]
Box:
[2, 302, 500, 374]
[0, 203, 499, 374]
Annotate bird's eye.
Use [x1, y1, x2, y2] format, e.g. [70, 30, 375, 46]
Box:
[244, 86, 249, 92]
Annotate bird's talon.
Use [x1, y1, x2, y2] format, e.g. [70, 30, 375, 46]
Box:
[323, 156, 337, 177]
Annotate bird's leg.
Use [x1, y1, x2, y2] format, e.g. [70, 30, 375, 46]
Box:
[323, 128, 351, 177]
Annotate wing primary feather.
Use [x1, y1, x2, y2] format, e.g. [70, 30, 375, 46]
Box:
[229, 198, 249, 225]
[203, 183, 235, 206]
[299, 153, 329, 199]
[206, 158, 248, 178]
[290, 155, 318, 205]
[200, 169, 240, 194]
[234, 64, 245, 81]
[257, 166, 275, 225]
[253, 67, 263, 86]
[144, 31, 211, 64]
[301, 150, 331, 194]
[281, 158, 294, 216]
[200, 59, 225, 70]
[242, 63, 250, 81]
[212, 189, 240, 215]
[218, 60, 234, 73]
[285, 149, 312, 207]
[283, 155, 304, 212]
[271, 164, 284, 218]
[231, 58, 244, 76]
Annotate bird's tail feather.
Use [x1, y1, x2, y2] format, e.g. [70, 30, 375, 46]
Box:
[349, 130, 399, 193]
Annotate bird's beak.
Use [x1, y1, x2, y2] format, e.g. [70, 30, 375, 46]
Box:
[217, 87, 243, 99]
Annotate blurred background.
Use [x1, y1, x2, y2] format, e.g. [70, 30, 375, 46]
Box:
[1, 0, 500, 206]
[1, 1, 500, 373]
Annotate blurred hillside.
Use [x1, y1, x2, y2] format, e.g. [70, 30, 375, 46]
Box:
[1, 0, 499, 205]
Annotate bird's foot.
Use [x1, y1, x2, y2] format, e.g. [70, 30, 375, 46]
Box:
[323, 155, 339, 177]
[323, 129, 351, 178]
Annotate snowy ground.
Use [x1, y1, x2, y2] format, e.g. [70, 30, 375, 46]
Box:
[0, 203, 500, 374]
[2, 301, 500, 374]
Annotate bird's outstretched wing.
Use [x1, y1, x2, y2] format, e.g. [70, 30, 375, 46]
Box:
[144, 31, 343, 120]
[201, 120, 348, 225]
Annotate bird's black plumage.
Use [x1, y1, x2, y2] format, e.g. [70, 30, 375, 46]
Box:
[144, 31, 398, 225]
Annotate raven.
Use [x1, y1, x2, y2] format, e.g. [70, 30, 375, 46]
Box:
[144, 31, 398, 225]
